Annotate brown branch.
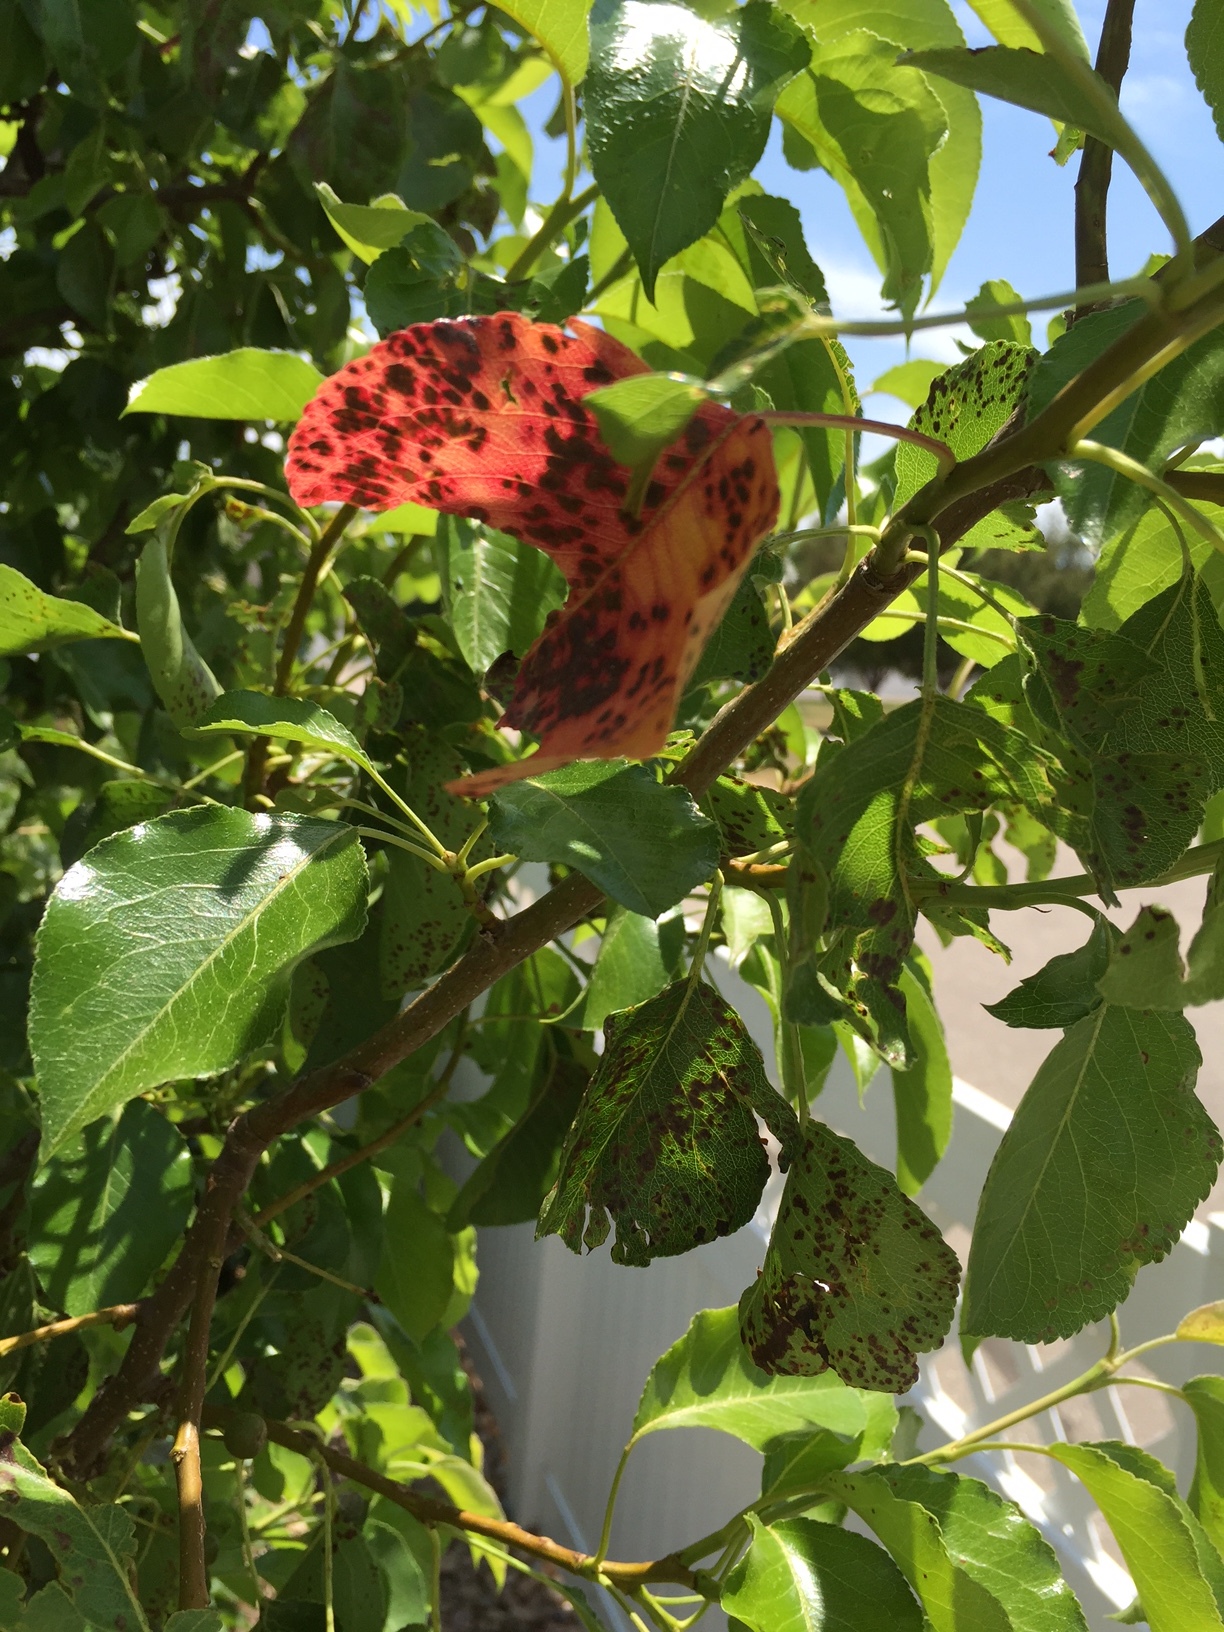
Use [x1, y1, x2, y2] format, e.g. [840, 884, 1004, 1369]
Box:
[1167, 469, 1224, 507]
[171, 1244, 224, 1610]
[55, 222, 1224, 1481]
[1074, 0, 1138, 312]
[0, 1303, 142, 1359]
[202, 1408, 699, 1591]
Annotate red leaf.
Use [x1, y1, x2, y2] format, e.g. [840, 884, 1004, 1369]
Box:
[286, 314, 779, 790]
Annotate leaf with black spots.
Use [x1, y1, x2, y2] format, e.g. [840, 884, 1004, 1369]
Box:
[739, 1121, 960, 1391]
[538, 980, 798, 1265]
[703, 774, 793, 858]
[987, 917, 1114, 1030]
[286, 314, 779, 789]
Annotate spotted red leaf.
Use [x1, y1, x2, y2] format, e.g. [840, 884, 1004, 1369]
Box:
[286, 314, 779, 790]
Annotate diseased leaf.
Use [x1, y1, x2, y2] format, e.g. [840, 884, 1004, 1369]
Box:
[963, 1008, 1221, 1343]
[28, 1100, 194, 1316]
[1082, 497, 1224, 631]
[687, 574, 776, 689]
[487, 761, 719, 919]
[0, 1429, 152, 1632]
[538, 979, 798, 1264]
[1186, 1376, 1224, 1558]
[722, 1515, 923, 1632]
[125, 348, 324, 421]
[1095, 902, 1224, 1010]
[703, 773, 793, 857]
[632, 1304, 897, 1451]
[0, 565, 132, 657]
[30, 808, 368, 1158]
[1181, 1303, 1224, 1344]
[986, 917, 1113, 1029]
[1026, 304, 1224, 543]
[777, 32, 948, 318]
[1046, 1442, 1224, 1632]
[443, 521, 566, 676]
[286, 314, 780, 788]
[587, 0, 809, 299]
[739, 1120, 960, 1390]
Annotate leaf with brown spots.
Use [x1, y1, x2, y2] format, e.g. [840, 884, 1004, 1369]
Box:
[285, 313, 780, 789]
[537, 979, 798, 1266]
[739, 1121, 960, 1392]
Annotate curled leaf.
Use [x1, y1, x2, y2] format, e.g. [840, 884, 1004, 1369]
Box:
[286, 314, 779, 788]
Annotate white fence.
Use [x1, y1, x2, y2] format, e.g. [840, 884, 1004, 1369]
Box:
[455, 959, 1224, 1632]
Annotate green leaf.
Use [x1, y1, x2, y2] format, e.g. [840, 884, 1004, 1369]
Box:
[964, 0, 1089, 56]
[865, 1462, 1090, 1631]
[124, 348, 325, 421]
[986, 917, 1113, 1029]
[1180, 1303, 1224, 1345]
[488, 762, 720, 919]
[892, 342, 1036, 551]
[632, 1304, 896, 1450]
[314, 181, 431, 263]
[497, 0, 591, 83]
[901, 44, 1130, 153]
[443, 522, 566, 676]
[1095, 902, 1224, 1010]
[1046, 1442, 1224, 1632]
[573, 906, 672, 1031]
[0, 564, 132, 656]
[1026, 305, 1224, 543]
[1082, 498, 1224, 631]
[28, 1099, 193, 1315]
[963, 1007, 1220, 1342]
[378, 734, 490, 995]
[165, 1615, 225, 1632]
[197, 690, 376, 776]
[0, 1432, 151, 1632]
[859, 572, 1030, 665]
[871, 358, 947, 408]
[30, 807, 368, 1159]
[758, 1426, 863, 1504]
[1189, 0, 1224, 143]
[892, 960, 952, 1195]
[722, 1515, 923, 1632]
[740, 1120, 960, 1389]
[538, 979, 798, 1263]
[822, 1466, 1011, 1632]
[966, 278, 1032, 345]
[134, 532, 222, 727]
[1186, 1376, 1224, 1558]
[777, 32, 949, 318]
[374, 1180, 453, 1342]
[449, 1053, 587, 1228]
[703, 774, 793, 857]
[587, 0, 810, 299]
[585, 371, 709, 472]
[688, 574, 776, 689]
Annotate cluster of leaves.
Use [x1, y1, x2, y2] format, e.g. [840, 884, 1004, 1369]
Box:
[4, 0, 1224, 1628]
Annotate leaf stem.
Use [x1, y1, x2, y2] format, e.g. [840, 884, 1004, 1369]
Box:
[0, 1302, 143, 1358]
[274, 503, 358, 696]
[758, 411, 954, 475]
[505, 182, 599, 282]
[684, 872, 724, 1001]
[355, 827, 451, 871]
[1071, 440, 1224, 551]
[594, 1443, 634, 1569]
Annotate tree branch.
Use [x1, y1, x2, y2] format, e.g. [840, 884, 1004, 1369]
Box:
[202, 1407, 701, 1592]
[1074, 0, 1137, 313]
[171, 1244, 224, 1610]
[0, 1302, 142, 1360]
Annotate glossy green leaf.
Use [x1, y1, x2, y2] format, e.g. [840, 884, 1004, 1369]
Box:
[134, 532, 222, 727]
[574, 906, 671, 1031]
[1046, 1442, 1224, 1632]
[538, 978, 797, 1263]
[375, 1180, 454, 1343]
[632, 1304, 896, 1450]
[963, 1007, 1220, 1342]
[823, 1466, 1011, 1632]
[1026, 305, 1224, 543]
[1082, 496, 1224, 631]
[1189, 0, 1224, 143]
[758, 1427, 863, 1504]
[30, 807, 368, 1158]
[488, 762, 719, 919]
[587, 0, 810, 298]
[124, 348, 324, 421]
[443, 522, 566, 676]
[722, 1514, 923, 1632]
[867, 1462, 1090, 1631]
[197, 689, 376, 775]
[28, 1099, 193, 1315]
[986, 917, 1113, 1029]
[1186, 1376, 1224, 1558]
[314, 181, 430, 263]
[0, 565, 132, 657]
[966, 278, 1032, 345]
[871, 358, 947, 408]
[964, 0, 1088, 56]
[892, 960, 952, 1195]
[902, 45, 1129, 153]
[498, 0, 591, 83]
[778, 32, 948, 317]
[379, 734, 489, 995]
[740, 1120, 960, 1389]
[892, 341, 1036, 550]
[0, 1426, 152, 1632]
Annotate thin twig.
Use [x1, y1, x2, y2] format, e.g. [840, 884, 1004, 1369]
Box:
[1074, 0, 1138, 314]
[171, 1247, 224, 1610]
[0, 1302, 143, 1359]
